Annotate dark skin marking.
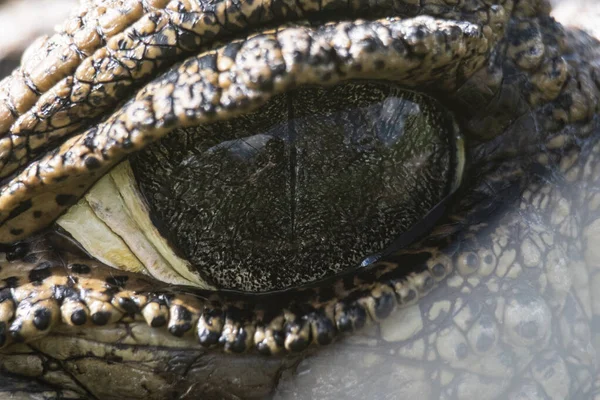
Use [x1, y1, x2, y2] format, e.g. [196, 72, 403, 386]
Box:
[70, 309, 87, 326]
[32, 308, 52, 330]
[54, 194, 77, 207]
[68, 263, 90, 274]
[91, 311, 111, 326]
[27, 262, 52, 284]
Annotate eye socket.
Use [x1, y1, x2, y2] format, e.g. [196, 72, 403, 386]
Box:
[58, 81, 464, 292]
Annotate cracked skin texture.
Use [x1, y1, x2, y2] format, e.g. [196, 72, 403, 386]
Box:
[0, 0, 599, 398]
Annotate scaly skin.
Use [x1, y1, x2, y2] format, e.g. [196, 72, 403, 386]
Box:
[0, 0, 599, 398]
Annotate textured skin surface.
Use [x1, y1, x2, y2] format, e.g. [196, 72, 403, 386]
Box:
[0, 0, 599, 399]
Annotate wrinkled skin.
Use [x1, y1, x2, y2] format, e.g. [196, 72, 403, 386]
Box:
[0, 0, 600, 399]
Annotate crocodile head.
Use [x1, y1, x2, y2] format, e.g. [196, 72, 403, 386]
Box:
[0, 0, 599, 398]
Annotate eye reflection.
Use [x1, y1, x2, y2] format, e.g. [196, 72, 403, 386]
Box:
[117, 81, 464, 292]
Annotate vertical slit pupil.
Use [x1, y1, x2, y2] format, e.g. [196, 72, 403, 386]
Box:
[131, 81, 457, 292]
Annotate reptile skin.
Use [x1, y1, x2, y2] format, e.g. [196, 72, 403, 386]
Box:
[0, 0, 599, 398]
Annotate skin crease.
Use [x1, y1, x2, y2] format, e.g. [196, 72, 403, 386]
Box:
[0, 0, 599, 399]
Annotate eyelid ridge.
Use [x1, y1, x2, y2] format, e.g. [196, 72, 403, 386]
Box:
[0, 16, 490, 243]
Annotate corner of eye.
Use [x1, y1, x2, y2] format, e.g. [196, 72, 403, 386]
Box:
[57, 160, 214, 290]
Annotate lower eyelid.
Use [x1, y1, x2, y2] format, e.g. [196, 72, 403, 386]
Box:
[0, 236, 451, 353]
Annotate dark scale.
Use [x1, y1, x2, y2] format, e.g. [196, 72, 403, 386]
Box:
[70, 309, 87, 326]
[151, 315, 167, 328]
[132, 81, 459, 292]
[33, 308, 52, 330]
[91, 311, 111, 326]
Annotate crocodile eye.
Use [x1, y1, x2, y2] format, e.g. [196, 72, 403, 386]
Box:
[57, 81, 464, 292]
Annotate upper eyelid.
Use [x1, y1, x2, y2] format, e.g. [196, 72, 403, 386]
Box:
[0, 16, 488, 243]
[0, 0, 501, 181]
